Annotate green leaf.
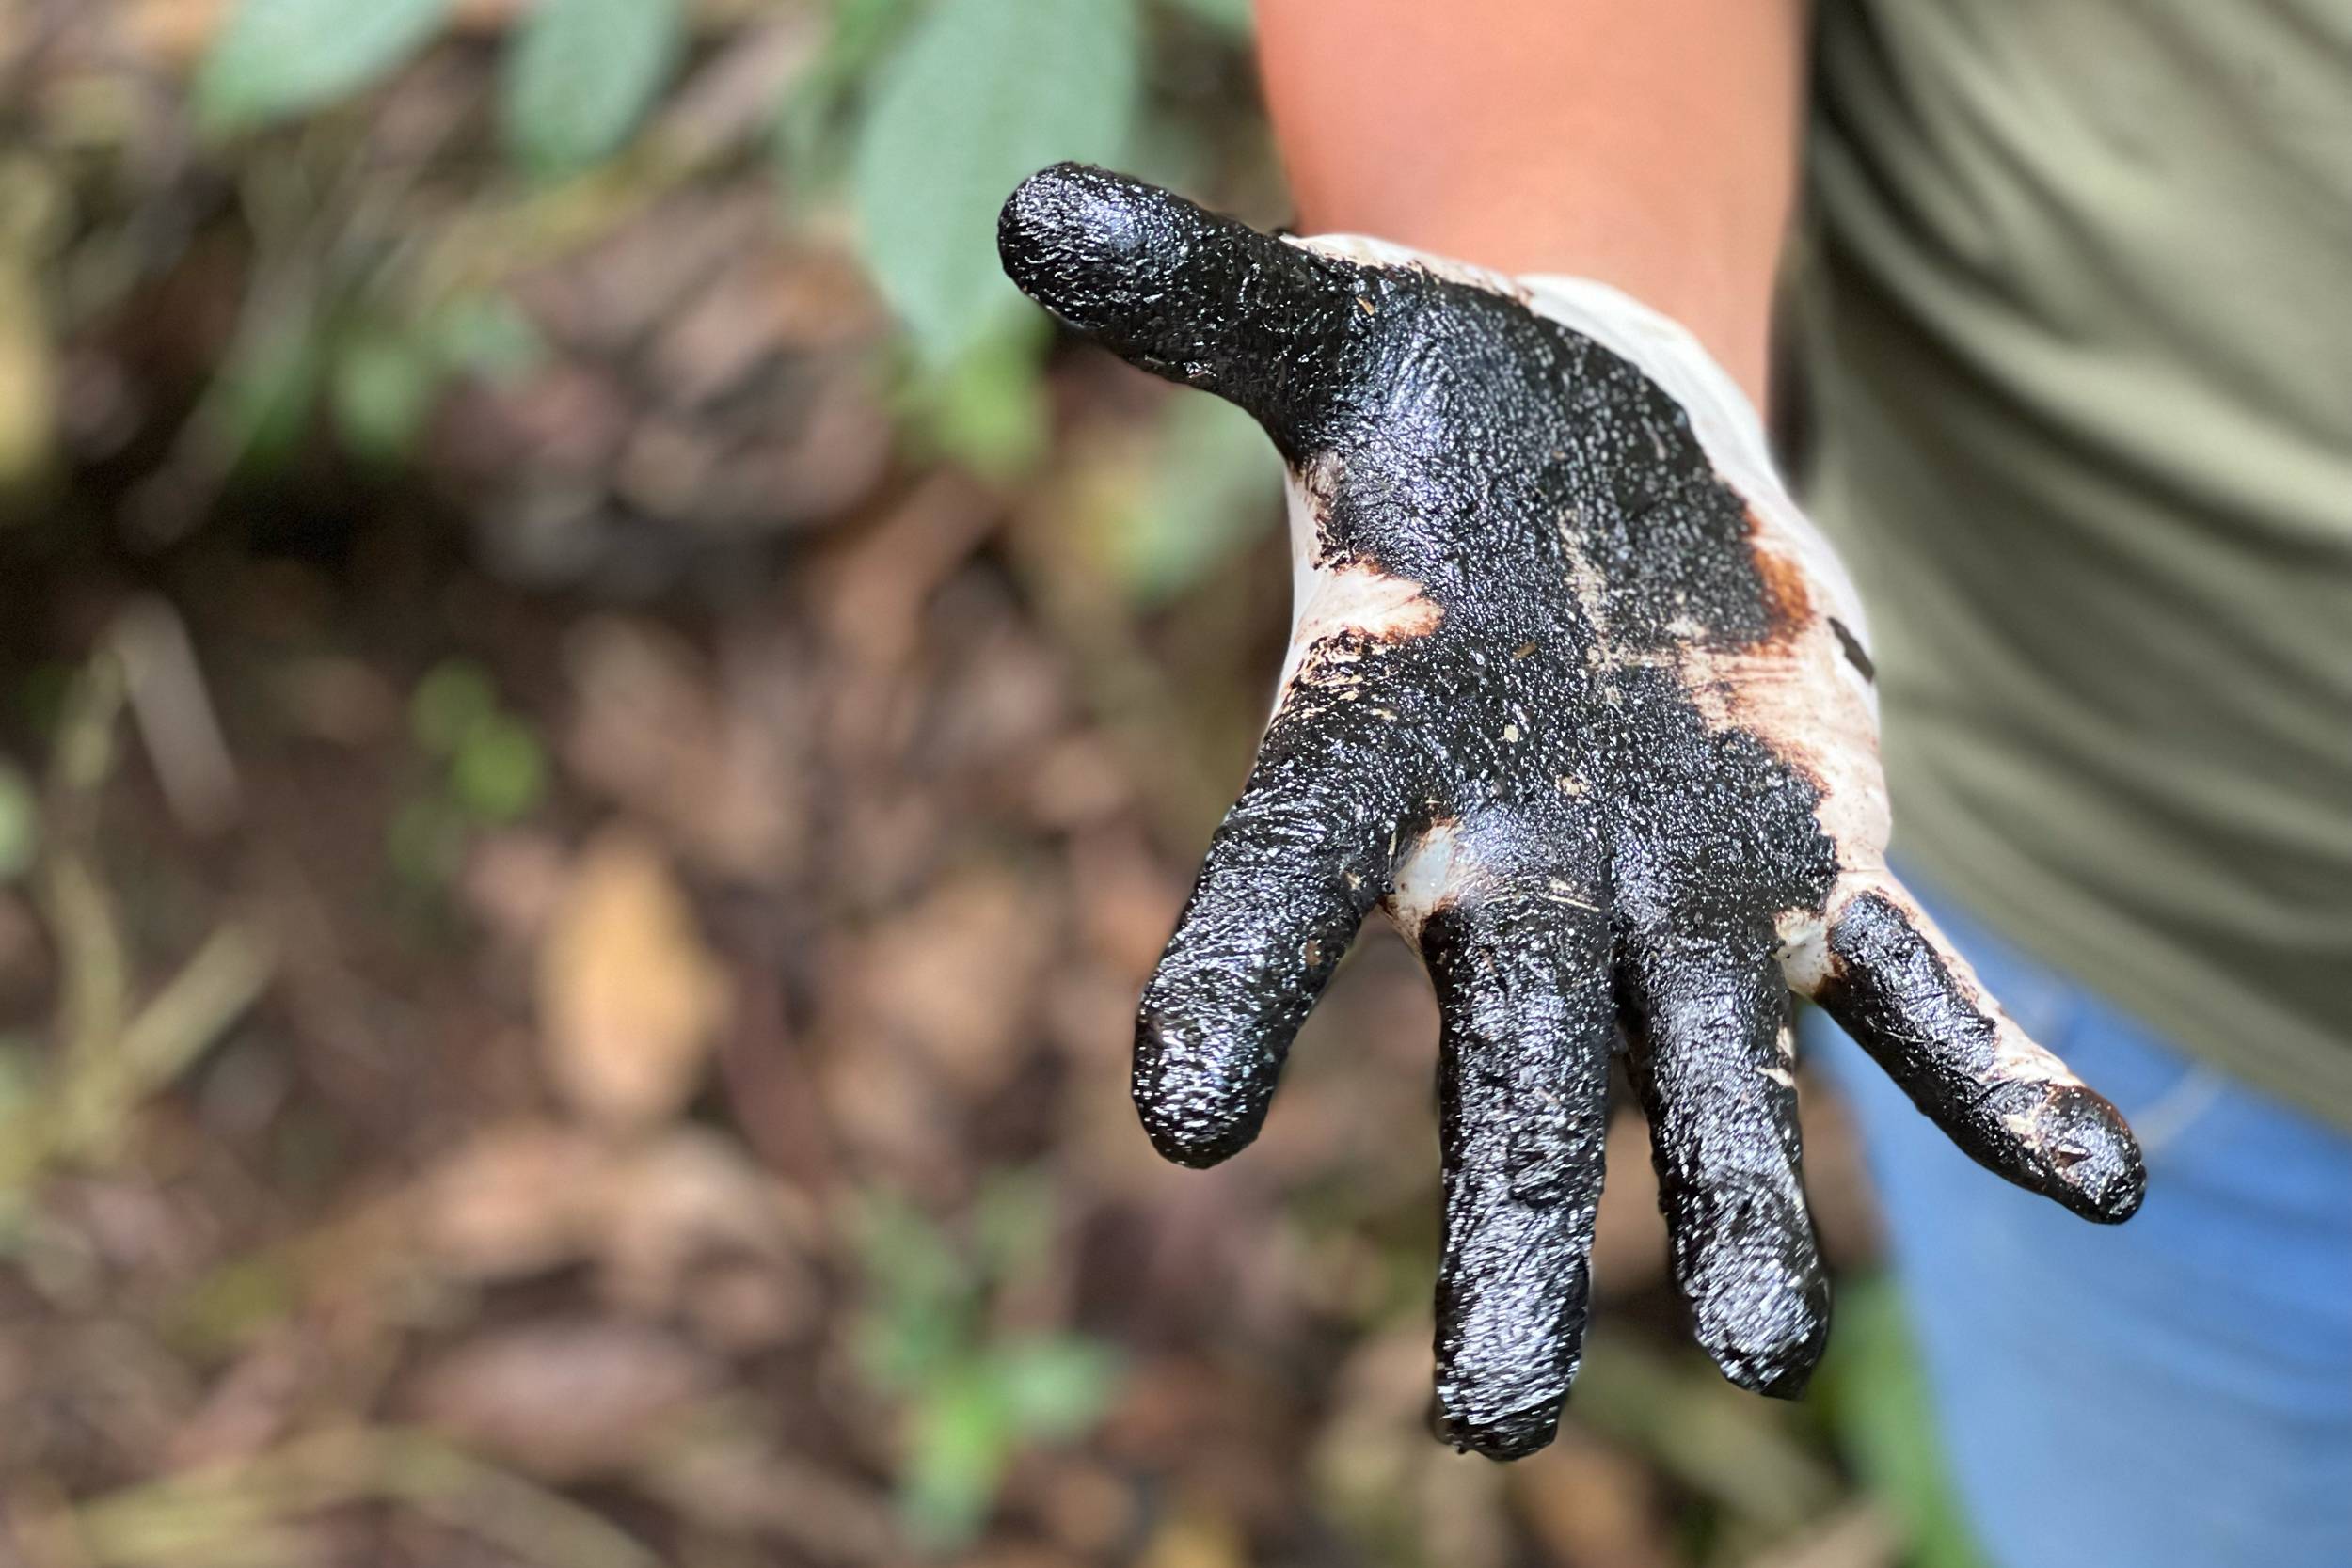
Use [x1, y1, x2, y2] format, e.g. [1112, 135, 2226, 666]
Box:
[989, 1335, 1119, 1440]
[330, 327, 441, 464]
[899, 1368, 1014, 1551]
[199, 0, 453, 131]
[899, 312, 1050, 480]
[1814, 1276, 1993, 1568]
[428, 292, 548, 382]
[219, 313, 323, 472]
[1113, 393, 1282, 604]
[501, 0, 686, 179]
[451, 715, 548, 823]
[851, 0, 1141, 366]
[892, 1337, 1118, 1549]
[773, 0, 928, 196]
[853, 1192, 976, 1389]
[409, 660, 499, 757]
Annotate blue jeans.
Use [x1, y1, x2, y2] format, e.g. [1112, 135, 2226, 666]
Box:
[1801, 876, 2352, 1568]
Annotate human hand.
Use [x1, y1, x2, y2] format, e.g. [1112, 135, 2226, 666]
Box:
[997, 165, 2145, 1459]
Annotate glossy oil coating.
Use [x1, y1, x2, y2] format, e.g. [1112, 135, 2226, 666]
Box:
[998, 165, 2146, 1460]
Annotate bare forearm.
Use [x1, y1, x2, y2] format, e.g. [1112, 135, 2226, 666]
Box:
[1256, 0, 1807, 403]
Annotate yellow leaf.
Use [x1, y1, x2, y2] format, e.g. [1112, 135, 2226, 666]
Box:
[536, 830, 730, 1128]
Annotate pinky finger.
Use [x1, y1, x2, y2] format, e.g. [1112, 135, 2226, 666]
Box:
[1782, 871, 2147, 1224]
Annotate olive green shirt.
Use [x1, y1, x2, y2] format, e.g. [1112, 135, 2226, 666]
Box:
[1803, 0, 2352, 1125]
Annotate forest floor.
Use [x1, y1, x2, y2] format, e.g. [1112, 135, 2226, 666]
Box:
[0, 6, 1931, 1565]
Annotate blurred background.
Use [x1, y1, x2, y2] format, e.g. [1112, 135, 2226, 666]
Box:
[0, 3, 1978, 1565]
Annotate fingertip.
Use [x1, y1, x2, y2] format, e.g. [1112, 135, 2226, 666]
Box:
[1437, 1391, 1566, 1461]
[1129, 1006, 1275, 1169]
[1680, 1197, 1833, 1399]
[1708, 1299, 1832, 1400]
[1125, 791, 1382, 1170]
[1815, 885, 2149, 1226]
[996, 162, 1150, 303]
[993, 164, 1346, 428]
[2029, 1084, 2148, 1224]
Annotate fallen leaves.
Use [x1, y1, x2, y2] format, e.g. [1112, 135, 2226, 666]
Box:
[536, 830, 732, 1130]
[0, 27, 1907, 1557]
[561, 619, 808, 883]
[849, 867, 1052, 1101]
[406, 1319, 717, 1481]
[415, 1118, 606, 1282]
[415, 1119, 818, 1333]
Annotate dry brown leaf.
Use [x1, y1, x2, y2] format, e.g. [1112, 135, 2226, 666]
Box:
[815, 473, 1002, 672]
[270, 655, 403, 748]
[459, 830, 572, 949]
[1067, 831, 1184, 979]
[595, 1127, 814, 1316]
[414, 1118, 603, 1282]
[563, 618, 806, 881]
[1025, 732, 1136, 832]
[1510, 1427, 1678, 1568]
[163, 1332, 313, 1470]
[118, 0, 232, 63]
[811, 1015, 949, 1174]
[537, 831, 733, 1129]
[405, 1320, 716, 1481]
[681, 1258, 818, 1354]
[638, 1430, 895, 1560]
[417, 1119, 818, 1330]
[1136, 1506, 1248, 1568]
[851, 867, 1052, 1100]
[1032, 1459, 1139, 1559]
[1740, 1505, 1901, 1568]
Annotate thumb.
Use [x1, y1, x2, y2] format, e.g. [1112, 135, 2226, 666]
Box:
[997, 163, 1364, 451]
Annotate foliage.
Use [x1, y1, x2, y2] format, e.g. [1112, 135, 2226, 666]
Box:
[849, 0, 1142, 369]
[1114, 393, 1285, 605]
[856, 1175, 1121, 1551]
[184, 0, 1271, 493]
[199, 0, 454, 131]
[330, 293, 546, 466]
[502, 0, 689, 179]
[894, 312, 1054, 482]
[0, 6, 1983, 1564]
[775, 0, 930, 195]
[392, 660, 549, 885]
[1815, 1275, 1994, 1568]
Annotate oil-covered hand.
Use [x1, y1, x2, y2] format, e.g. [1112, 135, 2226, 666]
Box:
[998, 165, 2145, 1459]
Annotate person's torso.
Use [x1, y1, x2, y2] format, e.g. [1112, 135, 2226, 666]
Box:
[1803, 0, 2352, 1122]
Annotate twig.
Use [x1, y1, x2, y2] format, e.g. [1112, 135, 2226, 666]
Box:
[65, 1427, 662, 1568]
[116, 925, 276, 1105]
[43, 654, 130, 1088]
[7, 641, 276, 1180]
[1737, 1503, 1899, 1568]
[114, 594, 241, 835]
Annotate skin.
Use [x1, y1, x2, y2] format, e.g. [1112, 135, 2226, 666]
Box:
[997, 167, 2146, 1460]
[1255, 0, 1807, 404]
